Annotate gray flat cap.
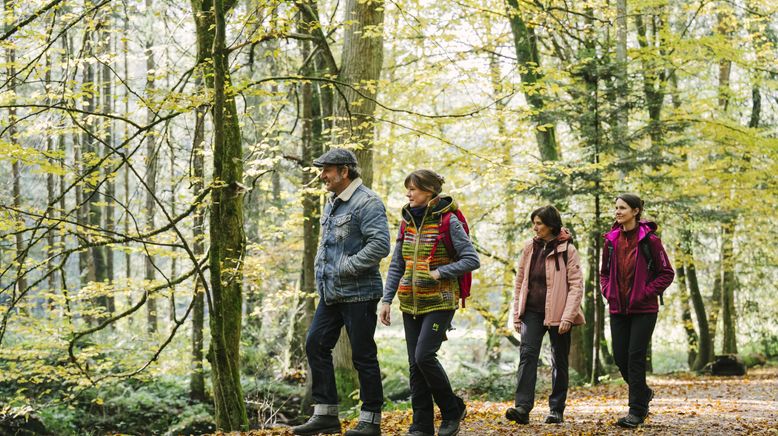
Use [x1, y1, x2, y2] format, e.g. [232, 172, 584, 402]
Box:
[313, 148, 358, 167]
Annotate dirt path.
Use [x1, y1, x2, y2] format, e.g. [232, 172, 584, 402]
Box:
[250, 367, 778, 435]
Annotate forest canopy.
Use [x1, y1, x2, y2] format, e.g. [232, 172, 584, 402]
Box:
[0, 0, 776, 433]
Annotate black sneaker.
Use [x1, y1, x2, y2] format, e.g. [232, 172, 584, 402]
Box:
[505, 406, 530, 424]
[345, 420, 380, 436]
[292, 415, 341, 435]
[438, 402, 467, 436]
[616, 413, 645, 428]
[544, 411, 563, 424]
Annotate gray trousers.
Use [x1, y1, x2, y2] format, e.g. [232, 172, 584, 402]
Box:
[514, 311, 571, 413]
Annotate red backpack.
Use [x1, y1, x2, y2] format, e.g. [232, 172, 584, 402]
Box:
[398, 209, 473, 307]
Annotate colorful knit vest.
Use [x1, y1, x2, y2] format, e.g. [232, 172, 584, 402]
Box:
[397, 207, 460, 315]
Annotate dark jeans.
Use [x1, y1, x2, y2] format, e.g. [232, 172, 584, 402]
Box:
[610, 312, 657, 417]
[514, 311, 571, 413]
[305, 299, 383, 413]
[403, 310, 462, 434]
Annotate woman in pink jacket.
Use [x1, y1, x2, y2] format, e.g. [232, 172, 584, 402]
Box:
[505, 205, 585, 426]
[601, 194, 674, 428]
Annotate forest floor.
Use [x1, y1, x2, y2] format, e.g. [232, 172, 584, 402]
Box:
[246, 366, 778, 435]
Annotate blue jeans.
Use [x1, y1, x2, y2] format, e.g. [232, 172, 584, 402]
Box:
[305, 299, 383, 413]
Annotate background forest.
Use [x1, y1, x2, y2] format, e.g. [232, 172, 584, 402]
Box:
[1, 0, 776, 433]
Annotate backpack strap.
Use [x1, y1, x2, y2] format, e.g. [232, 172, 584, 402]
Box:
[437, 211, 472, 308]
[639, 233, 663, 305]
[438, 212, 456, 261]
[397, 220, 407, 242]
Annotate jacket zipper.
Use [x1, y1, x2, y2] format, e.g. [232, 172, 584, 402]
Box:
[611, 239, 625, 314]
[627, 233, 646, 314]
[411, 208, 429, 318]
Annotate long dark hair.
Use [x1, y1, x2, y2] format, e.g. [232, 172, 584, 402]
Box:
[616, 193, 644, 221]
[531, 205, 563, 236]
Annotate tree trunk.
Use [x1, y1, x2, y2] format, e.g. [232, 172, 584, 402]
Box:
[573, 239, 596, 380]
[144, 0, 158, 333]
[505, 0, 558, 160]
[716, 8, 737, 356]
[81, 19, 108, 317]
[122, 10, 133, 322]
[206, 0, 249, 429]
[331, 0, 385, 187]
[5, 0, 28, 310]
[300, 6, 335, 409]
[100, 7, 115, 314]
[45, 50, 57, 310]
[682, 229, 711, 371]
[190, 97, 207, 403]
[675, 247, 698, 369]
[612, 0, 628, 148]
[188, 0, 218, 405]
[708, 271, 722, 360]
[720, 219, 737, 354]
[298, 19, 324, 413]
[635, 11, 667, 149]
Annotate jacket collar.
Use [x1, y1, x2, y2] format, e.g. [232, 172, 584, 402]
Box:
[333, 178, 362, 202]
[604, 220, 657, 242]
[400, 194, 457, 224]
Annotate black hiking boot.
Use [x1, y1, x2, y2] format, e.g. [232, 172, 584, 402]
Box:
[292, 415, 341, 435]
[544, 410, 564, 424]
[616, 413, 645, 428]
[404, 429, 434, 436]
[505, 406, 530, 424]
[344, 420, 380, 436]
[438, 400, 467, 436]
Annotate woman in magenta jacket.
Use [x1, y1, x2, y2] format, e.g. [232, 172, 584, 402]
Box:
[600, 193, 674, 428]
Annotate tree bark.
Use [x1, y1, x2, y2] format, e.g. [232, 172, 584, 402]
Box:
[682, 229, 711, 371]
[189, 100, 207, 402]
[635, 11, 667, 148]
[675, 244, 698, 368]
[505, 0, 559, 161]
[81, 15, 109, 317]
[206, 0, 249, 429]
[720, 219, 737, 354]
[298, 13, 325, 412]
[45, 50, 57, 309]
[122, 9, 132, 322]
[188, 0, 215, 403]
[4, 0, 28, 310]
[144, 0, 158, 333]
[331, 0, 385, 187]
[100, 6, 115, 314]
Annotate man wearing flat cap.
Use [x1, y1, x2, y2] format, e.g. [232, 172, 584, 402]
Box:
[293, 148, 390, 436]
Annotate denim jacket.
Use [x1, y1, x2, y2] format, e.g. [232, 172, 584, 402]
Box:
[315, 179, 391, 305]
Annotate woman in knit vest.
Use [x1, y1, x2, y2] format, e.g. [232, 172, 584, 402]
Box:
[600, 194, 674, 428]
[380, 169, 480, 436]
[506, 205, 585, 425]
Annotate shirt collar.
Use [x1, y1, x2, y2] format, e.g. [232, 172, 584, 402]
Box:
[334, 178, 362, 202]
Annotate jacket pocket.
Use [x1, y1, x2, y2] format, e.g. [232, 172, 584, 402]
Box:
[333, 214, 352, 241]
[413, 259, 441, 290]
[631, 285, 658, 311]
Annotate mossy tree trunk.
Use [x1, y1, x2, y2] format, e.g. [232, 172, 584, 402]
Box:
[191, 0, 249, 429]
